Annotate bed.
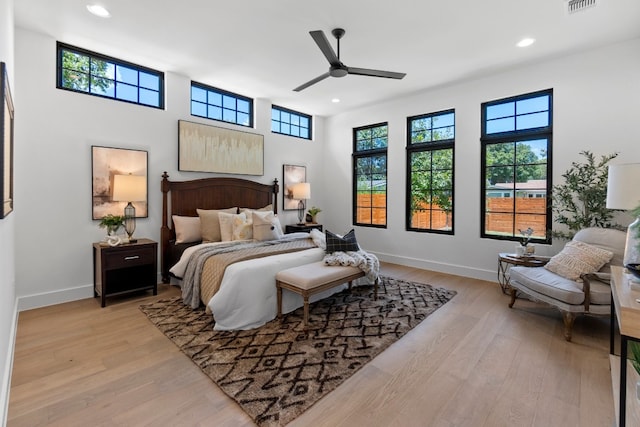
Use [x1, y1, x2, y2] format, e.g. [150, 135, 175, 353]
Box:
[160, 172, 344, 330]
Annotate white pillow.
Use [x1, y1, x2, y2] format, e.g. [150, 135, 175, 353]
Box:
[232, 214, 253, 240]
[172, 215, 201, 244]
[544, 240, 614, 281]
[218, 211, 246, 242]
[197, 207, 237, 242]
[252, 211, 283, 241]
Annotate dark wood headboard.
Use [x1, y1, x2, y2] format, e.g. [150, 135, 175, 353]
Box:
[160, 172, 279, 282]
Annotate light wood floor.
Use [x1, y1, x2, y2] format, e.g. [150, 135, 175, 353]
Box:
[8, 263, 615, 426]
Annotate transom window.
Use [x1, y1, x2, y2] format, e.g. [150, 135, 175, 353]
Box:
[481, 89, 553, 243]
[407, 110, 455, 233]
[191, 82, 253, 127]
[56, 42, 164, 109]
[271, 105, 312, 140]
[353, 123, 388, 227]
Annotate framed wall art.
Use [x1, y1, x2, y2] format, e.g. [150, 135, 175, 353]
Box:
[283, 164, 306, 211]
[91, 146, 148, 220]
[178, 120, 264, 175]
[1, 62, 14, 219]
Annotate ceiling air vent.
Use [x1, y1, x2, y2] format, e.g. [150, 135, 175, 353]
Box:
[567, 0, 597, 14]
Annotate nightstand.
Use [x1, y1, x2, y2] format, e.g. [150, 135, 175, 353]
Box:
[93, 238, 158, 307]
[285, 223, 323, 234]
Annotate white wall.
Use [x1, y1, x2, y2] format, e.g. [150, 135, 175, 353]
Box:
[13, 28, 326, 310]
[323, 38, 640, 282]
[0, 0, 15, 423]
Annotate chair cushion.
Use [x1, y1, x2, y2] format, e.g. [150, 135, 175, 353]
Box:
[544, 240, 613, 280]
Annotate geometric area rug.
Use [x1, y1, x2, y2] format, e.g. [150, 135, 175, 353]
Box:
[139, 276, 456, 426]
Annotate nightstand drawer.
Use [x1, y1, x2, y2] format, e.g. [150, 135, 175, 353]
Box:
[103, 247, 155, 270]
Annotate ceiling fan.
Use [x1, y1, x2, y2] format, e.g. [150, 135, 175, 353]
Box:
[293, 28, 406, 92]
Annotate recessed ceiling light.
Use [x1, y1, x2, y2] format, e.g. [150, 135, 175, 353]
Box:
[331, 98, 340, 103]
[86, 4, 111, 18]
[516, 38, 535, 48]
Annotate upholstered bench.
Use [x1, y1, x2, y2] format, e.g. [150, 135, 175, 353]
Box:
[276, 262, 377, 327]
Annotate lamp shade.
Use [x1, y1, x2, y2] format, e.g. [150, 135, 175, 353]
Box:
[606, 164, 640, 210]
[292, 182, 311, 200]
[112, 174, 147, 202]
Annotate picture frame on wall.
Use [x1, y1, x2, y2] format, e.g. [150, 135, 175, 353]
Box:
[178, 120, 264, 175]
[91, 146, 148, 220]
[1, 62, 14, 219]
[283, 164, 306, 211]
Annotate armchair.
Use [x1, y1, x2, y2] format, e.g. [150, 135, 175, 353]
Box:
[508, 227, 626, 341]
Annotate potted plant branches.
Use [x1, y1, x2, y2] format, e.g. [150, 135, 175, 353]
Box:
[98, 214, 125, 246]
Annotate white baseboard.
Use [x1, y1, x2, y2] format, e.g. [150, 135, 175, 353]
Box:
[17, 284, 94, 312]
[1, 299, 18, 427]
[373, 251, 498, 283]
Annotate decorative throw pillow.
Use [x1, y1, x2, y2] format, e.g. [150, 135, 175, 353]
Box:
[218, 211, 246, 242]
[544, 240, 614, 281]
[197, 207, 238, 242]
[232, 214, 253, 240]
[240, 204, 273, 214]
[172, 215, 201, 244]
[325, 229, 359, 253]
[252, 211, 283, 241]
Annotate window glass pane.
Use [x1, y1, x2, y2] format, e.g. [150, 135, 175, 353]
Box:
[517, 139, 548, 163]
[281, 111, 290, 124]
[139, 72, 159, 90]
[433, 125, 454, 140]
[290, 115, 300, 126]
[192, 87, 206, 103]
[271, 109, 280, 121]
[62, 71, 89, 91]
[290, 126, 300, 137]
[208, 105, 222, 120]
[487, 117, 514, 134]
[271, 120, 280, 133]
[516, 95, 549, 115]
[516, 112, 549, 130]
[115, 82, 137, 102]
[486, 142, 515, 166]
[208, 91, 222, 106]
[356, 157, 372, 175]
[116, 65, 138, 85]
[300, 117, 309, 128]
[281, 123, 290, 134]
[434, 112, 454, 127]
[62, 50, 89, 72]
[237, 112, 250, 126]
[139, 88, 159, 107]
[192, 101, 206, 117]
[223, 95, 235, 110]
[223, 108, 236, 123]
[357, 129, 371, 141]
[90, 77, 114, 96]
[300, 128, 309, 139]
[91, 59, 113, 78]
[237, 99, 250, 113]
[486, 102, 514, 120]
[486, 166, 515, 186]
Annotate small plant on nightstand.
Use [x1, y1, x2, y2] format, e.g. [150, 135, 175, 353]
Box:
[307, 206, 322, 223]
[98, 214, 124, 236]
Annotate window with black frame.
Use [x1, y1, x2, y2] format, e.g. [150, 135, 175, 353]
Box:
[481, 89, 553, 243]
[271, 105, 312, 140]
[353, 123, 388, 227]
[191, 81, 253, 128]
[407, 109, 455, 233]
[57, 42, 164, 109]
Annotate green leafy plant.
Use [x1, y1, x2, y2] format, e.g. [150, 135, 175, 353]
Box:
[98, 214, 124, 234]
[551, 150, 620, 240]
[630, 341, 640, 376]
[307, 206, 322, 216]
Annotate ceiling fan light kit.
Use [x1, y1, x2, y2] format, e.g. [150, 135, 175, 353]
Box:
[293, 28, 406, 92]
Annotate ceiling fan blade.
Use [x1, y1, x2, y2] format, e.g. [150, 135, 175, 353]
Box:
[309, 30, 340, 65]
[293, 72, 331, 92]
[347, 67, 406, 80]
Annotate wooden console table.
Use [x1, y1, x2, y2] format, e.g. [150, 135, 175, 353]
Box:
[610, 265, 640, 426]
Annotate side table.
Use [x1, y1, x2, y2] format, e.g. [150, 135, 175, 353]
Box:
[285, 223, 323, 234]
[497, 252, 550, 295]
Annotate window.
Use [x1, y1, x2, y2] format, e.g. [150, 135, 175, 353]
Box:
[353, 123, 388, 227]
[481, 89, 553, 243]
[271, 105, 312, 139]
[407, 110, 455, 233]
[56, 42, 164, 109]
[191, 82, 253, 127]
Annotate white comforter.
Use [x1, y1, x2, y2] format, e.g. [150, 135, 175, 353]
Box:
[169, 234, 348, 330]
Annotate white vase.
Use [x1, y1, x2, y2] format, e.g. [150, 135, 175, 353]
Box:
[515, 245, 526, 257]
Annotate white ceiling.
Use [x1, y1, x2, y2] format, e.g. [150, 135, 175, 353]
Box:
[14, 0, 640, 117]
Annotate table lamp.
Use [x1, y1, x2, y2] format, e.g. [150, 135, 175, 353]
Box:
[606, 163, 640, 267]
[113, 174, 147, 243]
[292, 182, 311, 225]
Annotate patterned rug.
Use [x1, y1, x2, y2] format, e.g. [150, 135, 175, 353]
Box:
[139, 276, 456, 426]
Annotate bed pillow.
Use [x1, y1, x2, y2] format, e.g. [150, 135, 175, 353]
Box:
[172, 215, 202, 244]
[218, 211, 246, 242]
[197, 207, 238, 242]
[252, 211, 283, 241]
[544, 240, 614, 281]
[240, 204, 273, 214]
[232, 214, 253, 240]
[325, 229, 359, 253]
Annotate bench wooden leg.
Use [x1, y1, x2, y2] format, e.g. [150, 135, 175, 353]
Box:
[277, 284, 283, 319]
[303, 296, 310, 327]
[374, 277, 378, 300]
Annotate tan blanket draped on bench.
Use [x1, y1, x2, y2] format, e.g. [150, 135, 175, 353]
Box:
[195, 239, 317, 310]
